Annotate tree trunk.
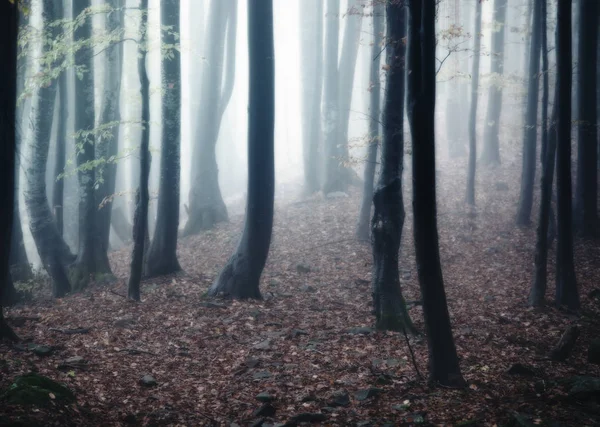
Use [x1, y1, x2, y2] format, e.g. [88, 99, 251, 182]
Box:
[371, 2, 415, 334]
[356, 3, 383, 241]
[574, 0, 598, 237]
[0, 0, 19, 341]
[407, 0, 465, 388]
[208, 0, 274, 300]
[555, 0, 580, 311]
[466, 0, 482, 206]
[25, 0, 74, 298]
[183, 0, 237, 236]
[128, 1, 151, 302]
[97, 0, 125, 253]
[481, 0, 508, 165]
[146, 0, 182, 277]
[516, 0, 542, 226]
[70, 0, 113, 290]
[299, 0, 324, 195]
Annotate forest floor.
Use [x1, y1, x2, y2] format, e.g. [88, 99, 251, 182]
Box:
[2, 152, 600, 426]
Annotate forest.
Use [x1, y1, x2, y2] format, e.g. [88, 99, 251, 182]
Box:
[0, 0, 599, 425]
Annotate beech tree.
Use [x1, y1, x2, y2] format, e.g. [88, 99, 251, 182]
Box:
[466, 0, 482, 206]
[208, 0, 275, 299]
[407, 0, 465, 388]
[146, 0, 182, 277]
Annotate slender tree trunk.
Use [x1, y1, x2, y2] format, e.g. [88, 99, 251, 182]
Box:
[481, 0, 508, 165]
[183, 0, 237, 236]
[356, 3, 383, 241]
[407, 0, 465, 388]
[25, 0, 74, 298]
[466, 1, 482, 206]
[97, 0, 125, 253]
[146, 0, 182, 277]
[371, 1, 416, 334]
[574, 0, 598, 237]
[128, 2, 151, 302]
[299, 0, 324, 194]
[555, 0, 580, 311]
[0, 0, 20, 341]
[516, 0, 542, 226]
[208, 0, 275, 300]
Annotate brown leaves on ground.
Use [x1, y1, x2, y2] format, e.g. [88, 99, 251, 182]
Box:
[1, 153, 600, 426]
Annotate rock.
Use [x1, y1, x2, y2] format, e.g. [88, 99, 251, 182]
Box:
[506, 363, 537, 376]
[356, 421, 373, 427]
[250, 419, 265, 427]
[245, 358, 261, 368]
[347, 327, 374, 335]
[328, 390, 350, 407]
[457, 327, 473, 336]
[2, 373, 76, 405]
[253, 371, 272, 380]
[199, 301, 227, 309]
[495, 182, 509, 191]
[300, 393, 316, 402]
[31, 345, 54, 357]
[567, 376, 600, 401]
[589, 289, 600, 300]
[376, 374, 394, 385]
[114, 317, 135, 329]
[290, 329, 308, 338]
[289, 413, 327, 423]
[301, 285, 316, 293]
[57, 356, 87, 371]
[139, 375, 157, 387]
[256, 392, 275, 402]
[355, 388, 384, 401]
[588, 339, 600, 365]
[253, 339, 272, 350]
[296, 264, 312, 274]
[123, 414, 137, 424]
[253, 403, 276, 417]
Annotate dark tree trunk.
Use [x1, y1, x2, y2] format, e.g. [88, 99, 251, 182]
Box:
[25, 0, 74, 298]
[97, 0, 125, 253]
[371, 1, 415, 333]
[71, 0, 113, 290]
[574, 0, 598, 237]
[530, 0, 553, 308]
[299, 0, 324, 194]
[0, 0, 20, 341]
[146, 0, 182, 277]
[466, 0, 482, 206]
[481, 0, 508, 165]
[407, 0, 465, 388]
[183, 0, 237, 236]
[356, 3, 383, 241]
[321, 0, 340, 193]
[128, 1, 151, 302]
[516, 0, 542, 226]
[208, 0, 274, 300]
[555, 0, 580, 311]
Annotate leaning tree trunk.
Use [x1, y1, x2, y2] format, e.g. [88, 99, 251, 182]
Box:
[574, 0, 598, 237]
[516, 0, 542, 226]
[208, 0, 274, 300]
[299, 0, 324, 194]
[481, 0, 508, 166]
[96, 0, 125, 253]
[70, 0, 113, 290]
[145, 0, 182, 277]
[555, 0, 580, 311]
[25, 0, 74, 298]
[0, 0, 20, 341]
[466, 0, 482, 206]
[371, 1, 415, 334]
[183, 0, 237, 236]
[407, 0, 465, 388]
[323, 0, 363, 194]
[128, 0, 150, 302]
[356, 3, 383, 241]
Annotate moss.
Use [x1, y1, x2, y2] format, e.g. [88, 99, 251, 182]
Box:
[2, 373, 75, 406]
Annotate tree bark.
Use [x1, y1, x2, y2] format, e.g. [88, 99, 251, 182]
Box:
[128, 1, 151, 302]
[516, 0, 542, 226]
[574, 0, 598, 237]
[481, 0, 508, 165]
[407, 0, 465, 388]
[208, 0, 274, 300]
[356, 3, 383, 241]
[0, 0, 20, 341]
[299, 0, 324, 194]
[183, 0, 237, 236]
[466, 0, 482, 206]
[555, 0, 580, 311]
[146, 0, 182, 277]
